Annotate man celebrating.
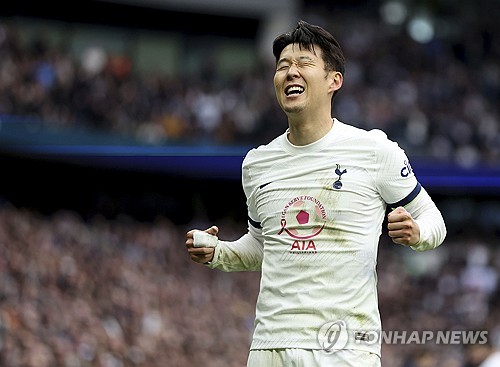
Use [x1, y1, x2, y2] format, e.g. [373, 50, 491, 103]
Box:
[185, 20, 446, 366]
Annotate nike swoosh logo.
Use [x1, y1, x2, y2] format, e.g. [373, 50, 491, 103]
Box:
[259, 182, 272, 189]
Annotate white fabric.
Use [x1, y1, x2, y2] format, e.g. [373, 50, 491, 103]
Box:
[247, 348, 381, 367]
[209, 119, 446, 356]
[479, 351, 500, 367]
[193, 231, 218, 247]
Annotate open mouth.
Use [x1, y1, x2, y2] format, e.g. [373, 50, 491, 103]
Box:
[285, 85, 304, 96]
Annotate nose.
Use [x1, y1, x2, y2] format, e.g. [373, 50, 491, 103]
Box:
[286, 62, 300, 79]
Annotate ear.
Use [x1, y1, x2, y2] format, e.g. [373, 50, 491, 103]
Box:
[328, 71, 343, 93]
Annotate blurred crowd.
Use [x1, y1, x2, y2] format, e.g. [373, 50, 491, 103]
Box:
[0, 6, 500, 366]
[0, 6, 499, 167]
[0, 202, 259, 367]
[0, 201, 498, 367]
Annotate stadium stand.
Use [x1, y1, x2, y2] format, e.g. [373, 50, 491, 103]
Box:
[0, 1, 499, 366]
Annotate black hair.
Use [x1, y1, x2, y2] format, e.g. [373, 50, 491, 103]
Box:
[272, 20, 346, 75]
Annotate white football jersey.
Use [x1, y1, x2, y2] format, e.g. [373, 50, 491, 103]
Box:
[209, 118, 445, 356]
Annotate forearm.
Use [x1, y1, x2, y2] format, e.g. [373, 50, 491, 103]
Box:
[206, 228, 264, 272]
[406, 188, 447, 251]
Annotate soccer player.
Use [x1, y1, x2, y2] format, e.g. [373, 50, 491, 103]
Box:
[185, 20, 446, 366]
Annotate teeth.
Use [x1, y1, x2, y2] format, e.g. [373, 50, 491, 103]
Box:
[286, 86, 304, 95]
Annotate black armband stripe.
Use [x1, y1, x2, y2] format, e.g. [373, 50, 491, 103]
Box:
[388, 182, 422, 209]
[248, 216, 261, 229]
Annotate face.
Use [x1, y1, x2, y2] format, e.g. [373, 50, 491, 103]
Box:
[273, 43, 342, 115]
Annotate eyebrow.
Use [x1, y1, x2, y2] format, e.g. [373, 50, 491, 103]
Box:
[277, 55, 315, 65]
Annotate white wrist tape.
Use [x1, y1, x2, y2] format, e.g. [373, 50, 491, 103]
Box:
[193, 231, 218, 248]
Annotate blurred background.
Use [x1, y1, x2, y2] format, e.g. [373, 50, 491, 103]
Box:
[0, 0, 499, 366]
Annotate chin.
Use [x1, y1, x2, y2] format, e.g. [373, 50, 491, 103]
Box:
[283, 104, 306, 114]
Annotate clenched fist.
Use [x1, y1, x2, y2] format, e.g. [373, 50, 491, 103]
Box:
[387, 206, 420, 246]
[185, 225, 219, 264]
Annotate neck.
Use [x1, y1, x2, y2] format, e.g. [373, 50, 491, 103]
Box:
[287, 116, 334, 146]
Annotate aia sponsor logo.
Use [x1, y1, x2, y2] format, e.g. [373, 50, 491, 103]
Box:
[278, 195, 327, 253]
